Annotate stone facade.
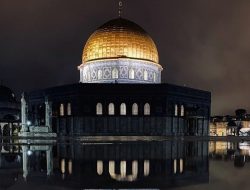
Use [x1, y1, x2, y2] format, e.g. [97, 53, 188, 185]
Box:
[27, 83, 211, 136]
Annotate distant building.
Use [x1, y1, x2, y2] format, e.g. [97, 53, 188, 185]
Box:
[0, 85, 20, 138]
[209, 109, 250, 136]
[209, 141, 250, 167]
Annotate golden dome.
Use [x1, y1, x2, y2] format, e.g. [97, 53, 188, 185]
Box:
[82, 18, 159, 65]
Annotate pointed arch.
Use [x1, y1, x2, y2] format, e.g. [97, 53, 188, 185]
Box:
[120, 103, 126, 115]
[112, 68, 119, 79]
[174, 104, 178, 116]
[67, 103, 71, 116]
[96, 103, 103, 115]
[98, 70, 102, 80]
[144, 103, 150, 115]
[144, 70, 148, 80]
[129, 69, 135, 79]
[108, 103, 115, 115]
[132, 103, 138, 115]
[180, 105, 185, 117]
[60, 104, 64, 116]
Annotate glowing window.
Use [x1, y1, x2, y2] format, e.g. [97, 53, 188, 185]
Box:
[96, 103, 103, 115]
[144, 103, 150, 115]
[132, 103, 138, 115]
[97, 160, 103, 175]
[180, 158, 183, 173]
[120, 161, 126, 177]
[120, 103, 126, 115]
[144, 160, 150, 176]
[60, 104, 64, 116]
[67, 103, 71, 116]
[153, 73, 157, 82]
[129, 69, 135, 79]
[174, 104, 178, 116]
[108, 103, 115, 115]
[112, 68, 119, 79]
[68, 159, 73, 175]
[98, 70, 102, 79]
[144, 70, 148, 80]
[61, 159, 65, 174]
[180, 105, 184, 117]
[174, 159, 177, 174]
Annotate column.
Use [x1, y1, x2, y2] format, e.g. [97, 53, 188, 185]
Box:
[22, 146, 28, 179]
[21, 93, 28, 132]
[46, 146, 53, 176]
[45, 97, 52, 132]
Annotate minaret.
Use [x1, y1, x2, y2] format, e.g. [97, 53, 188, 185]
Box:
[45, 97, 52, 132]
[21, 93, 28, 132]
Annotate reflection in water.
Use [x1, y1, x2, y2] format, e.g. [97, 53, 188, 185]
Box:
[21, 144, 53, 179]
[0, 140, 209, 189]
[209, 141, 250, 167]
[108, 160, 138, 181]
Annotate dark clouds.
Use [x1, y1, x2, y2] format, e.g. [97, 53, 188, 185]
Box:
[0, 0, 250, 115]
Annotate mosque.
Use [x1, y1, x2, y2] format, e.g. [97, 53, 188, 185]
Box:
[21, 5, 211, 137]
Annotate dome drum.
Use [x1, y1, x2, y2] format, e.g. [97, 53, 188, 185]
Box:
[79, 58, 162, 83]
[79, 18, 163, 84]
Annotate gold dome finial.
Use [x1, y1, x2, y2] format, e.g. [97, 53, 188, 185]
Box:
[118, 1, 123, 17]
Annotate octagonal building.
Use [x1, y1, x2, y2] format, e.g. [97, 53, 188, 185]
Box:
[25, 16, 211, 137]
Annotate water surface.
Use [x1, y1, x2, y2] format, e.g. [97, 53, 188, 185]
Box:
[0, 139, 249, 190]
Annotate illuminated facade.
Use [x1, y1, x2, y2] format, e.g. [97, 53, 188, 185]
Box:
[209, 141, 250, 167]
[209, 112, 250, 136]
[78, 18, 162, 83]
[24, 16, 210, 136]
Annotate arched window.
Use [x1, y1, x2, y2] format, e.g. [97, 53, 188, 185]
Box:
[61, 159, 65, 174]
[68, 159, 73, 175]
[120, 103, 126, 115]
[180, 105, 184, 116]
[174, 104, 178, 116]
[144, 103, 150, 115]
[144, 70, 148, 80]
[120, 161, 126, 177]
[97, 160, 103, 175]
[98, 70, 102, 80]
[132, 103, 138, 115]
[153, 73, 157, 82]
[60, 104, 64, 116]
[96, 103, 103, 115]
[67, 103, 71, 116]
[108, 103, 115, 115]
[180, 158, 183, 173]
[129, 69, 135, 79]
[173, 159, 177, 174]
[112, 68, 118, 79]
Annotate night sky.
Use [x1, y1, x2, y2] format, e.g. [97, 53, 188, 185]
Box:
[0, 0, 249, 115]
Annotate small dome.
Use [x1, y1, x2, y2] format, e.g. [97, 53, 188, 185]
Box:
[0, 85, 16, 103]
[82, 18, 160, 65]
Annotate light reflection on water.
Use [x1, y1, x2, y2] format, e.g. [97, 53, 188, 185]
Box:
[0, 140, 250, 189]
